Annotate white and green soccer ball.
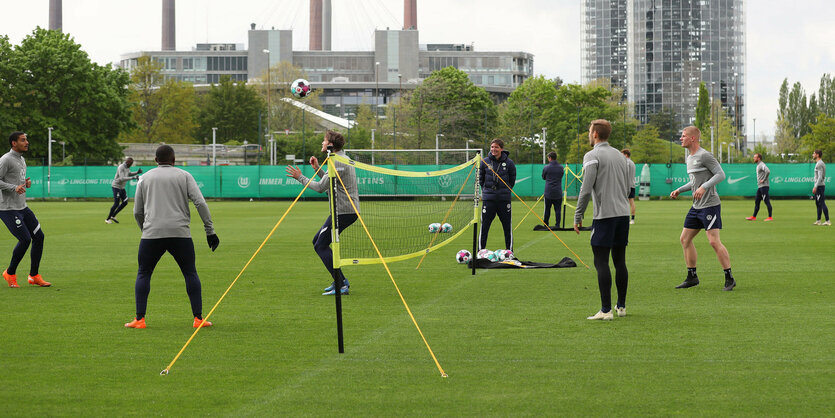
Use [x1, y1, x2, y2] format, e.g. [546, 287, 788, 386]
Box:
[495, 249, 514, 261]
[477, 249, 498, 262]
[441, 223, 453, 233]
[456, 249, 471, 264]
[428, 223, 441, 233]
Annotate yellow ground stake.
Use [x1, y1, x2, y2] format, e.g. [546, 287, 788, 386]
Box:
[161, 158, 330, 376]
[481, 158, 589, 269]
[333, 168, 448, 378]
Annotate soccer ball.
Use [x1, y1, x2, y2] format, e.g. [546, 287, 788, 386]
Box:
[428, 223, 441, 233]
[290, 78, 311, 98]
[441, 223, 453, 233]
[477, 249, 498, 262]
[456, 249, 471, 264]
[495, 249, 514, 261]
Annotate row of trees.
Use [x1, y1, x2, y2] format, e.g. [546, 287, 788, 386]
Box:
[11, 28, 828, 166]
[774, 74, 835, 161]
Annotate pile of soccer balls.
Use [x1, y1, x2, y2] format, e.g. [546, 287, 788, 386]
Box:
[455, 248, 514, 264]
[428, 223, 453, 233]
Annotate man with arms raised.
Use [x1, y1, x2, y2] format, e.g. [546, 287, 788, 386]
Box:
[574, 120, 631, 320]
[670, 126, 735, 291]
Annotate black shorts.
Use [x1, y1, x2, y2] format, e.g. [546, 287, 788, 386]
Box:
[684, 205, 722, 230]
[628, 187, 635, 199]
[590, 216, 630, 247]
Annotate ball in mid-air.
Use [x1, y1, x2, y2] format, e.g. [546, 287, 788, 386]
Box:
[441, 223, 453, 233]
[456, 249, 471, 264]
[428, 223, 441, 233]
[290, 78, 311, 98]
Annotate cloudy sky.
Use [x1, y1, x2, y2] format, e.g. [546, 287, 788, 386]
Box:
[2, 0, 833, 140]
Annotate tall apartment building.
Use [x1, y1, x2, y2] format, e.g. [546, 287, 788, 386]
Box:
[583, 0, 746, 142]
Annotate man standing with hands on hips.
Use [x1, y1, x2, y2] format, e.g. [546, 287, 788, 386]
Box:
[574, 120, 631, 321]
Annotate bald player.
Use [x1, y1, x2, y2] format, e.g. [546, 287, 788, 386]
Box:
[125, 145, 219, 329]
[670, 126, 736, 291]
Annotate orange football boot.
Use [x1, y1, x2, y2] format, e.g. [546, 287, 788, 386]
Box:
[193, 317, 213, 328]
[3, 270, 19, 288]
[125, 317, 147, 328]
[764, 217, 773, 222]
[28, 274, 51, 287]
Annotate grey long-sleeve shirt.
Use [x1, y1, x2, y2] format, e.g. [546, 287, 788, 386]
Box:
[133, 165, 215, 239]
[625, 157, 636, 189]
[675, 147, 725, 209]
[112, 163, 139, 189]
[814, 160, 826, 187]
[756, 161, 770, 187]
[0, 150, 28, 211]
[574, 142, 630, 224]
[295, 151, 360, 215]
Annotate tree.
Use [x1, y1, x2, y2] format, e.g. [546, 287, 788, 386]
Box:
[695, 82, 710, 133]
[630, 125, 670, 163]
[197, 76, 264, 144]
[646, 107, 679, 142]
[405, 67, 497, 151]
[802, 114, 835, 162]
[122, 56, 164, 143]
[0, 35, 16, 134]
[154, 79, 198, 144]
[818, 73, 835, 117]
[7, 28, 132, 162]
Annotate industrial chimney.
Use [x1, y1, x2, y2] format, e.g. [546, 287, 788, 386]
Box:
[162, 0, 176, 51]
[322, 0, 332, 51]
[309, 0, 322, 50]
[49, 0, 62, 31]
[404, 0, 417, 30]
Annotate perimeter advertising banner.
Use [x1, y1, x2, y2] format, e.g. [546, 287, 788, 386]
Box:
[20, 163, 831, 199]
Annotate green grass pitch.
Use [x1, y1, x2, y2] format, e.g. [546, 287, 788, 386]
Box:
[0, 199, 832, 416]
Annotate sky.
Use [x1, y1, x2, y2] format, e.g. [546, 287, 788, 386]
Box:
[2, 0, 833, 141]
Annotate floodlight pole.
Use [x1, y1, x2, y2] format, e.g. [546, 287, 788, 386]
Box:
[47, 127, 53, 196]
[212, 127, 217, 165]
[327, 145, 345, 353]
[435, 133, 444, 165]
[371, 128, 375, 165]
[542, 127, 547, 164]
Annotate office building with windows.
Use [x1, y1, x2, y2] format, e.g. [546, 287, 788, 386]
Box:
[582, 0, 745, 142]
[120, 26, 533, 121]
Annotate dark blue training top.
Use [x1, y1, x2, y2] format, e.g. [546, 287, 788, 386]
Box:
[479, 150, 516, 201]
[541, 160, 564, 200]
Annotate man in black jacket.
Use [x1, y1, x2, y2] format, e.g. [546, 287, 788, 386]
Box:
[479, 139, 516, 251]
[542, 151, 564, 226]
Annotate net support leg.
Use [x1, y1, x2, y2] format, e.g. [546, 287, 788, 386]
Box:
[334, 269, 345, 353]
[471, 222, 477, 275]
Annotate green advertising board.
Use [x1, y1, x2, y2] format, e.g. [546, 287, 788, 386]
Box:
[19, 163, 832, 199]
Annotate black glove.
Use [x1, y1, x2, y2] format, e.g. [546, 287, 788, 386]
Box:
[137, 168, 143, 174]
[207, 234, 220, 252]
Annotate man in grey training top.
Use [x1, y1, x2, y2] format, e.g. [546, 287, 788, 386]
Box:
[746, 153, 773, 221]
[812, 149, 830, 226]
[621, 149, 637, 224]
[105, 157, 142, 224]
[286, 131, 359, 296]
[0, 132, 51, 288]
[574, 119, 631, 321]
[670, 126, 735, 291]
[125, 145, 220, 329]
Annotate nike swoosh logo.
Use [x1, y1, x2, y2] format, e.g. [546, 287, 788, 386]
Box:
[726, 176, 749, 184]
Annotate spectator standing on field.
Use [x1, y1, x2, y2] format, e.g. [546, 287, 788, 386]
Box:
[541, 151, 564, 227]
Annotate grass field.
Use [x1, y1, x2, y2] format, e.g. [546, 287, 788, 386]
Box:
[0, 198, 833, 416]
